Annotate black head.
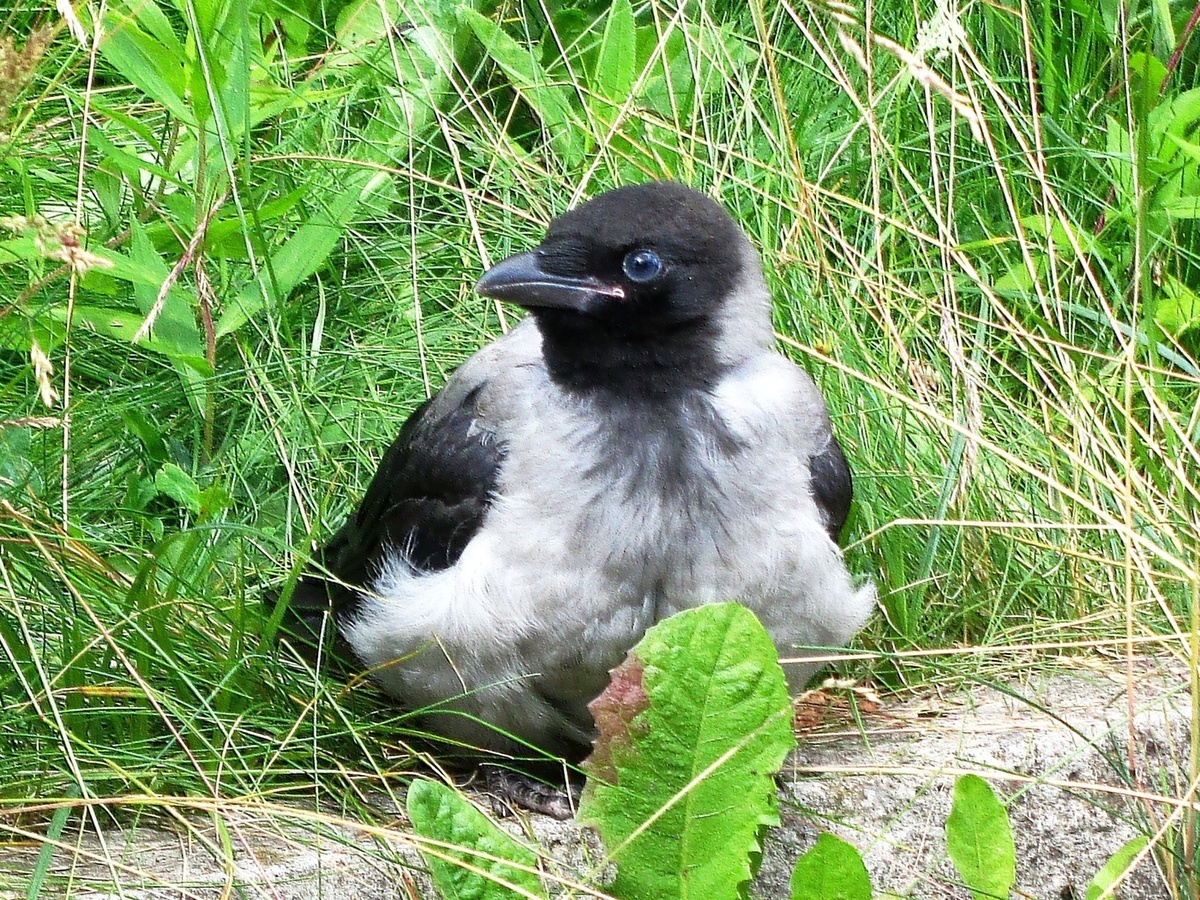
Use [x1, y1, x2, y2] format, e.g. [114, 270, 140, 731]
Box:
[475, 182, 760, 395]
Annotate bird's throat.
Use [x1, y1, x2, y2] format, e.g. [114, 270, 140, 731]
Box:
[533, 311, 725, 401]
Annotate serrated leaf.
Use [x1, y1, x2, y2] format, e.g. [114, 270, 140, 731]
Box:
[154, 463, 201, 514]
[1085, 836, 1148, 900]
[946, 775, 1015, 900]
[790, 834, 872, 900]
[579, 602, 797, 900]
[407, 779, 547, 900]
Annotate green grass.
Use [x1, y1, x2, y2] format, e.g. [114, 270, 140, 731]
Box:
[1, 0, 1197, 894]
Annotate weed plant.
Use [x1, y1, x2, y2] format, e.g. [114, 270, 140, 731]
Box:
[0, 0, 1196, 894]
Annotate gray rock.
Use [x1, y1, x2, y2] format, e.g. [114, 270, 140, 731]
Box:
[758, 662, 1188, 898]
[0, 662, 1187, 898]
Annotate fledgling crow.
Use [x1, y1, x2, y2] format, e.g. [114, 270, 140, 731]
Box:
[279, 182, 875, 810]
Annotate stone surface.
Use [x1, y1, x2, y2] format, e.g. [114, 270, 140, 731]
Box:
[0, 806, 611, 899]
[0, 660, 1190, 898]
[757, 660, 1190, 898]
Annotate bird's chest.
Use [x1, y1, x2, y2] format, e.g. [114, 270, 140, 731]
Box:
[498, 390, 799, 620]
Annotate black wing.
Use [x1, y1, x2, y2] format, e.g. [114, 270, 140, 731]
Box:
[809, 435, 853, 542]
[276, 383, 505, 665]
[324, 384, 504, 584]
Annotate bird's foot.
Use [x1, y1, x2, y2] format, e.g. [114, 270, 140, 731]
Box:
[479, 765, 579, 820]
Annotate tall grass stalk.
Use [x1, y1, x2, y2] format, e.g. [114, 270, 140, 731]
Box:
[0, 0, 1195, 893]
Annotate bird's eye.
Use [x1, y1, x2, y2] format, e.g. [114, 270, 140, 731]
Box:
[622, 249, 664, 283]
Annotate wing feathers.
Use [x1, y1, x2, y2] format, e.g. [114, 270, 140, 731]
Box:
[809, 435, 853, 541]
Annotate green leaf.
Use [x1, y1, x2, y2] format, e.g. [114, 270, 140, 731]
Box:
[406, 779, 547, 900]
[586, 0, 639, 172]
[128, 220, 209, 414]
[333, 0, 462, 154]
[1155, 86, 1200, 143]
[0, 426, 41, 497]
[946, 775, 1015, 900]
[789, 834, 872, 900]
[579, 602, 797, 900]
[100, 7, 194, 125]
[592, 0, 636, 108]
[0, 235, 43, 265]
[1126, 51, 1167, 97]
[125, 0, 182, 50]
[50, 305, 210, 375]
[122, 409, 169, 465]
[212, 0, 252, 144]
[1161, 197, 1200, 219]
[1155, 274, 1200, 336]
[216, 169, 385, 337]
[1085, 836, 1148, 900]
[154, 463, 201, 514]
[460, 8, 585, 165]
[1105, 115, 1135, 211]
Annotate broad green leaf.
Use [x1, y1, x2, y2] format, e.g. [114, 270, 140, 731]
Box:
[123, 409, 169, 465]
[1164, 131, 1200, 165]
[0, 427, 41, 496]
[1154, 86, 1200, 143]
[0, 236, 43, 265]
[125, 0, 183, 50]
[187, 0, 229, 45]
[1085, 836, 1148, 900]
[154, 463, 201, 514]
[336, 0, 459, 52]
[992, 260, 1036, 294]
[946, 775, 1015, 900]
[100, 9, 194, 125]
[1155, 274, 1200, 336]
[789, 834, 872, 900]
[587, 0, 638, 172]
[90, 128, 181, 191]
[407, 779, 547, 900]
[128, 222, 204, 354]
[1126, 52, 1167, 98]
[212, 0, 252, 144]
[127, 220, 208, 414]
[579, 602, 797, 900]
[89, 96, 185, 161]
[50, 305, 210, 375]
[1105, 116, 1134, 209]
[460, 8, 585, 165]
[83, 245, 178, 288]
[1016, 214, 1103, 257]
[1162, 197, 1200, 219]
[592, 0, 636, 108]
[334, 0, 463, 153]
[216, 169, 385, 337]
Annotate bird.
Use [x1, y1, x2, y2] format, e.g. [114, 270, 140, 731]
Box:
[277, 181, 875, 815]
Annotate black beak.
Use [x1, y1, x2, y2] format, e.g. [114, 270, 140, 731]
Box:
[475, 250, 624, 311]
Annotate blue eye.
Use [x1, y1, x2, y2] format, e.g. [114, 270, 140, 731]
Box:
[622, 249, 663, 283]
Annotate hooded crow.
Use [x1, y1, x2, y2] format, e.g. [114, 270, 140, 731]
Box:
[280, 182, 875, 801]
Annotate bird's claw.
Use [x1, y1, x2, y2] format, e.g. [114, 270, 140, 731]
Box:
[480, 765, 579, 820]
